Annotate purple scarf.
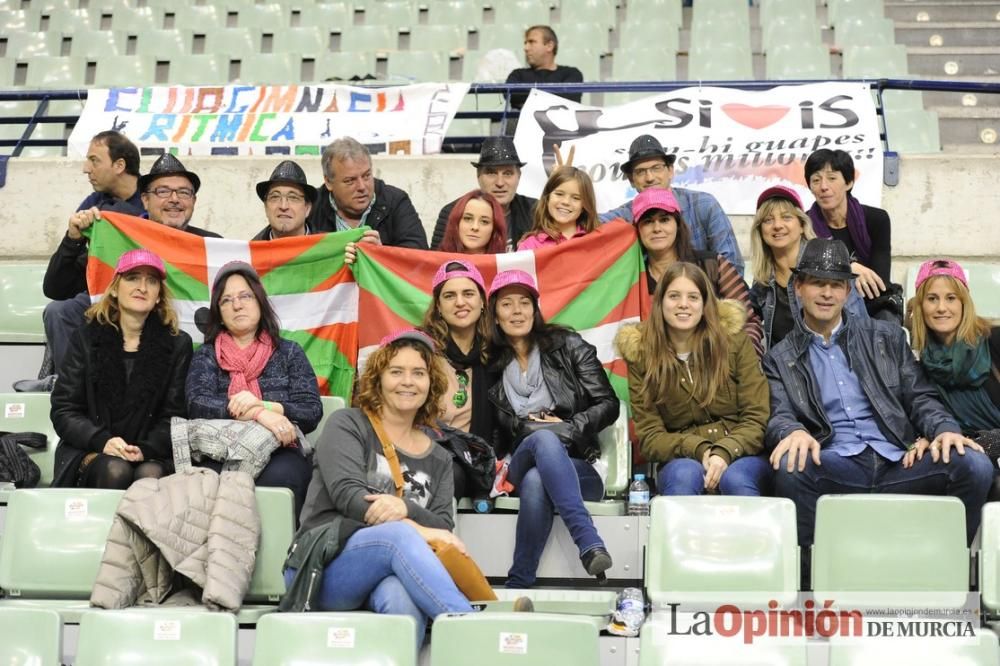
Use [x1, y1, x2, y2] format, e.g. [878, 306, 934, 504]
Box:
[807, 194, 872, 264]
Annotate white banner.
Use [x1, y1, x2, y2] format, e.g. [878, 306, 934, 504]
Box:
[513, 82, 883, 215]
[68, 82, 470, 157]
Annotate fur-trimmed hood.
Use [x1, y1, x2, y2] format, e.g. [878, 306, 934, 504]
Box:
[615, 298, 748, 364]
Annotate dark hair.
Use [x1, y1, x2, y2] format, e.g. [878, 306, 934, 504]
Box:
[92, 130, 140, 177]
[637, 207, 696, 262]
[487, 287, 572, 370]
[421, 261, 490, 364]
[526, 25, 558, 55]
[803, 149, 855, 191]
[204, 265, 282, 345]
[440, 190, 508, 254]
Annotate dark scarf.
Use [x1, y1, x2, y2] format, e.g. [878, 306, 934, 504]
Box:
[91, 316, 175, 443]
[444, 334, 493, 442]
[922, 336, 1000, 432]
[807, 194, 872, 264]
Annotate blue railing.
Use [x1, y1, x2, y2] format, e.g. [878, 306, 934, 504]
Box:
[2, 79, 999, 156]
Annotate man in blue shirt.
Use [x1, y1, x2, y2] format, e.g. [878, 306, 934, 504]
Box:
[764, 239, 993, 566]
[599, 134, 744, 275]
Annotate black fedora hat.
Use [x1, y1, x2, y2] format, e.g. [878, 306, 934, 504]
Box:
[621, 134, 676, 176]
[138, 153, 201, 193]
[255, 160, 318, 202]
[471, 136, 526, 168]
[793, 239, 857, 281]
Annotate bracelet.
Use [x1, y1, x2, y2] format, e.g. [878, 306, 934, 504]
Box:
[262, 401, 272, 411]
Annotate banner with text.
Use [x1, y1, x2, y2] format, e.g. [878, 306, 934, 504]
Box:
[513, 82, 883, 215]
[69, 82, 470, 158]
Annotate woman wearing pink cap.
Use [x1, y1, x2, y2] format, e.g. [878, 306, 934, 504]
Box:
[438, 190, 508, 254]
[909, 259, 1000, 469]
[517, 167, 599, 250]
[51, 249, 193, 488]
[487, 269, 619, 587]
[631, 187, 764, 357]
[421, 260, 497, 498]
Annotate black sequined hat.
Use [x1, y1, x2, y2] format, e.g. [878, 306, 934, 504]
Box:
[255, 160, 318, 202]
[138, 153, 201, 193]
[793, 239, 858, 281]
[471, 136, 526, 168]
[621, 134, 676, 175]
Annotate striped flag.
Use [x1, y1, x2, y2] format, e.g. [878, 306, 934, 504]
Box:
[352, 220, 644, 400]
[84, 212, 364, 399]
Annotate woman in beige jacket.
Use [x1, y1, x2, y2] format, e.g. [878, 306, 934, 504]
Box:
[616, 262, 772, 496]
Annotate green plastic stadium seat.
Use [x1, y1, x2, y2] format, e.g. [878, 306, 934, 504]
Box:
[427, 1, 484, 30]
[484, 588, 617, 617]
[812, 495, 969, 607]
[475, 23, 529, 54]
[339, 25, 399, 54]
[235, 53, 300, 84]
[0, 393, 58, 487]
[980, 502, 1000, 614]
[315, 395, 347, 438]
[202, 28, 260, 59]
[299, 4, 352, 33]
[560, 0, 615, 30]
[272, 27, 330, 58]
[94, 55, 157, 87]
[639, 619, 808, 666]
[244, 487, 296, 606]
[0, 607, 63, 666]
[166, 54, 230, 85]
[171, 5, 226, 32]
[430, 613, 600, 666]
[4, 32, 62, 58]
[884, 108, 941, 153]
[76, 609, 237, 666]
[646, 496, 799, 608]
[491, 1, 552, 30]
[0, 488, 123, 620]
[609, 46, 678, 82]
[766, 43, 832, 79]
[312, 52, 378, 81]
[614, 20, 679, 55]
[842, 44, 908, 78]
[408, 24, 467, 53]
[689, 42, 753, 80]
[762, 14, 822, 54]
[557, 47, 601, 82]
[827, 630, 999, 665]
[386, 50, 450, 82]
[134, 29, 192, 56]
[253, 612, 418, 666]
[68, 30, 127, 58]
[0, 9, 37, 31]
[0, 263, 49, 344]
[236, 3, 289, 30]
[835, 16, 896, 49]
[363, 0, 417, 29]
[691, 1, 750, 44]
[43, 8, 97, 32]
[107, 6, 162, 32]
[24, 56, 86, 90]
[828, 0, 885, 26]
[447, 92, 493, 138]
[551, 22, 610, 54]
[626, 0, 682, 27]
[760, 0, 817, 30]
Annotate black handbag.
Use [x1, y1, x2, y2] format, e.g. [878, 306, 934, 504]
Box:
[433, 423, 497, 496]
[0, 432, 43, 488]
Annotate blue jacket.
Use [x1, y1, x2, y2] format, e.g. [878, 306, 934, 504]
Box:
[763, 312, 960, 452]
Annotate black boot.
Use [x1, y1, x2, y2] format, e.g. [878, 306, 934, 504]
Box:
[581, 547, 613, 585]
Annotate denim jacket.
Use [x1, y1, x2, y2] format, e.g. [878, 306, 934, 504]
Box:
[762, 312, 961, 452]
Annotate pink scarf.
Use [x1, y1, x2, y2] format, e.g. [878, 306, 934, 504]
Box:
[215, 330, 275, 399]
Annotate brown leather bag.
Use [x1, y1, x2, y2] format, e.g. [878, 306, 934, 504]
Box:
[365, 410, 497, 602]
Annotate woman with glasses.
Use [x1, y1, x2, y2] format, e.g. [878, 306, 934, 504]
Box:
[186, 261, 322, 513]
[420, 260, 496, 498]
[51, 249, 192, 488]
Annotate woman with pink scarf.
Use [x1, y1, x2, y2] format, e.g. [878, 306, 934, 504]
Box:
[186, 261, 322, 512]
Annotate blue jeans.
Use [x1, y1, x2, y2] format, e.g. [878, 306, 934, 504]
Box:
[505, 430, 606, 588]
[283, 522, 473, 642]
[658, 455, 773, 496]
[42, 292, 89, 374]
[774, 447, 994, 547]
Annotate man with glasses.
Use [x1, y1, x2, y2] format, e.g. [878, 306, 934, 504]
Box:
[599, 134, 744, 275]
[138, 153, 219, 238]
[252, 161, 317, 240]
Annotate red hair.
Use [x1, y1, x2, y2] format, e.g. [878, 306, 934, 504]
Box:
[440, 190, 508, 254]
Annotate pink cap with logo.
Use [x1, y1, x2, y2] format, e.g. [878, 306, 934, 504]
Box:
[431, 259, 486, 292]
[915, 259, 968, 290]
[488, 269, 539, 300]
[114, 248, 166, 279]
[631, 187, 680, 222]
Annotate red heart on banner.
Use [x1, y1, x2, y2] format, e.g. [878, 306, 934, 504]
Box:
[721, 103, 790, 129]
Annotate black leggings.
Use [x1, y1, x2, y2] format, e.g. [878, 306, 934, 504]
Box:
[80, 454, 167, 490]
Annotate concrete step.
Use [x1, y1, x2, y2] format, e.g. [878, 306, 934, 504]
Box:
[934, 109, 1000, 147]
[895, 22, 1000, 48]
[886, 2, 1000, 23]
[907, 48, 1000, 77]
[921, 89, 1000, 108]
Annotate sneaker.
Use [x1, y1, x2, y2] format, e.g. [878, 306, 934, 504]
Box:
[512, 596, 535, 613]
[13, 374, 56, 392]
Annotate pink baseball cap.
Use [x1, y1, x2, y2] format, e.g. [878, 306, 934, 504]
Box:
[488, 269, 539, 300]
[379, 328, 437, 352]
[114, 248, 166, 279]
[915, 259, 968, 290]
[631, 187, 680, 222]
[756, 185, 803, 210]
[431, 259, 486, 293]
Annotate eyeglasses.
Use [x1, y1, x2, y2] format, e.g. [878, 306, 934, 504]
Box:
[452, 370, 469, 408]
[219, 292, 256, 309]
[266, 192, 306, 205]
[147, 186, 195, 200]
[631, 163, 668, 180]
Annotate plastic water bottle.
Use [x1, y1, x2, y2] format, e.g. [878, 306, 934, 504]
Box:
[472, 496, 494, 513]
[608, 587, 646, 637]
[627, 473, 650, 516]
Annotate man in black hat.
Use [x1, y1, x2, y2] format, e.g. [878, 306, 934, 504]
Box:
[429, 136, 537, 249]
[252, 160, 317, 240]
[138, 153, 219, 238]
[764, 239, 992, 565]
[599, 134, 743, 275]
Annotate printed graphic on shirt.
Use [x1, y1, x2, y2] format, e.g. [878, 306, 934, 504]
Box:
[373, 453, 434, 508]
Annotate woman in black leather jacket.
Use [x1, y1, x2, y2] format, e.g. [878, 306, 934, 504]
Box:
[51, 249, 192, 488]
[487, 269, 619, 588]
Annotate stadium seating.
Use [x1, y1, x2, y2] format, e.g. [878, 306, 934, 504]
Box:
[834, 16, 897, 50]
[491, 1, 552, 30]
[253, 612, 418, 666]
[313, 52, 379, 82]
[271, 27, 329, 59]
[429, 0, 485, 31]
[766, 43, 832, 80]
[409, 24, 469, 53]
[474, 23, 529, 53]
[430, 613, 601, 666]
[387, 50, 451, 83]
[883, 108, 941, 153]
[639, 619, 808, 666]
[201, 28, 259, 60]
[94, 55, 157, 88]
[0, 263, 49, 344]
[5, 31, 63, 58]
[0, 392, 58, 487]
[827, 0, 886, 26]
[76, 609, 237, 665]
[827, 631, 1000, 665]
[235, 3, 289, 31]
[23, 56, 87, 89]
[165, 54, 230, 85]
[688, 41, 754, 81]
[364, 0, 418, 29]
[980, 502, 1000, 617]
[133, 29, 191, 56]
[339, 24, 399, 54]
[0, 607, 63, 666]
[235, 54, 301, 85]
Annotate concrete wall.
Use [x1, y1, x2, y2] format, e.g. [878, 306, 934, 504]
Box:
[2, 153, 998, 282]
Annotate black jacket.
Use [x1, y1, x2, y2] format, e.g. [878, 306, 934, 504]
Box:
[50, 318, 193, 487]
[431, 193, 537, 250]
[307, 178, 428, 248]
[44, 222, 221, 301]
[488, 329, 619, 461]
[763, 312, 960, 452]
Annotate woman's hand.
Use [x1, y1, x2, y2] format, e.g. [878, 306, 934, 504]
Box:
[702, 451, 728, 492]
[344, 230, 382, 265]
[103, 437, 143, 461]
[364, 493, 408, 525]
[228, 390, 264, 420]
[528, 412, 563, 423]
[851, 262, 886, 300]
[255, 410, 297, 446]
